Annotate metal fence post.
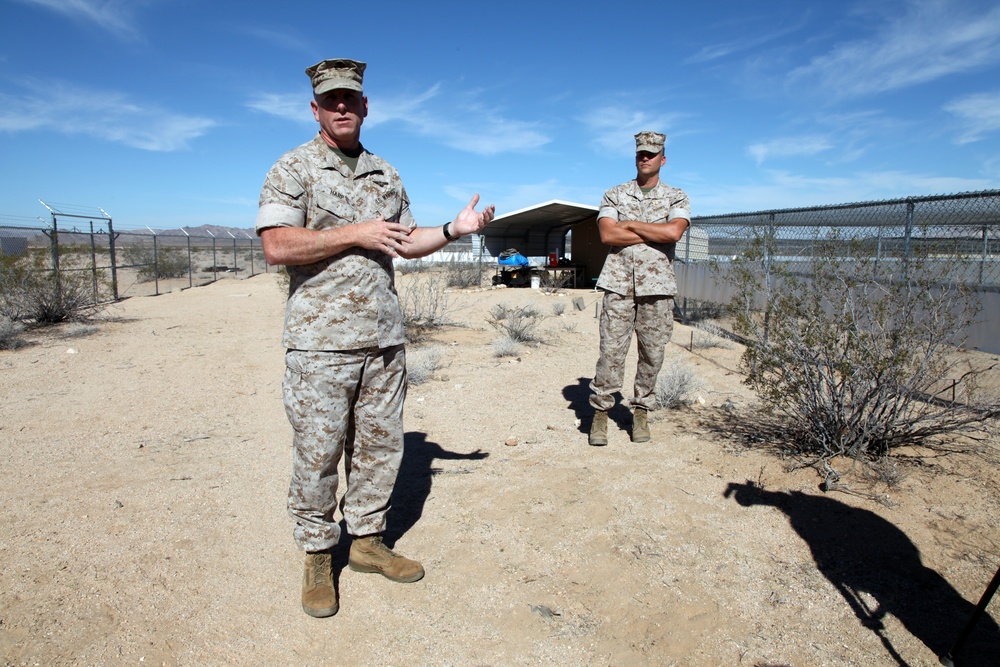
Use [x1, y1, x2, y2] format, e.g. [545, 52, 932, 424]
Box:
[152, 232, 160, 296]
[763, 213, 775, 345]
[108, 218, 119, 300]
[874, 224, 883, 275]
[981, 225, 988, 285]
[88, 220, 98, 301]
[903, 200, 914, 278]
[48, 213, 61, 303]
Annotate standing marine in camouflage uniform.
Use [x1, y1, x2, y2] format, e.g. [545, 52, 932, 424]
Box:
[588, 131, 690, 446]
[256, 58, 495, 618]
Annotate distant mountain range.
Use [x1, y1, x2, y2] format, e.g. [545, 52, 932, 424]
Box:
[168, 224, 257, 238]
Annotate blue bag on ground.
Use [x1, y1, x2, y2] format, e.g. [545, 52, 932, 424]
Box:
[498, 248, 529, 266]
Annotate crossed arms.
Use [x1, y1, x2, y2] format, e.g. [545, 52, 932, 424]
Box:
[597, 216, 690, 247]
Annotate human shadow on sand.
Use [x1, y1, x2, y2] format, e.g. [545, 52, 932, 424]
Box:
[383, 432, 488, 546]
[724, 481, 1000, 666]
[563, 377, 633, 437]
[329, 433, 488, 572]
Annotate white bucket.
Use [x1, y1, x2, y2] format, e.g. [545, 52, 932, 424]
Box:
[530, 275, 540, 289]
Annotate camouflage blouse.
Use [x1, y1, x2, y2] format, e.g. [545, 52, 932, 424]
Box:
[595, 180, 691, 297]
[256, 135, 416, 351]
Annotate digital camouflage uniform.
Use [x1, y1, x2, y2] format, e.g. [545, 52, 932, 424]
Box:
[256, 135, 415, 552]
[590, 179, 691, 412]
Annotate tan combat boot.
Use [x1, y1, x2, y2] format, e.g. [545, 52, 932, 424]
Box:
[589, 410, 608, 446]
[302, 551, 338, 617]
[349, 536, 424, 583]
[632, 408, 651, 443]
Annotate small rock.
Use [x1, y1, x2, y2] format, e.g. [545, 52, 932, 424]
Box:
[504, 437, 518, 447]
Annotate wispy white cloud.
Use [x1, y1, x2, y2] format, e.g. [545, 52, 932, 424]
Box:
[944, 90, 1000, 144]
[788, 0, 1000, 98]
[684, 19, 808, 65]
[382, 86, 550, 155]
[232, 24, 313, 54]
[579, 106, 688, 157]
[249, 83, 551, 156]
[14, 0, 147, 40]
[0, 79, 215, 151]
[246, 92, 312, 124]
[983, 155, 1000, 180]
[364, 84, 443, 128]
[746, 135, 834, 164]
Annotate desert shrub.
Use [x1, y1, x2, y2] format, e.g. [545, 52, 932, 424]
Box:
[540, 271, 572, 293]
[679, 298, 726, 323]
[445, 260, 484, 288]
[487, 302, 545, 343]
[551, 301, 566, 316]
[492, 337, 522, 358]
[0, 316, 27, 349]
[655, 358, 703, 409]
[0, 255, 102, 324]
[691, 322, 733, 349]
[724, 227, 998, 482]
[395, 259, 430, 275]
[399, 272, 451, 328]
[407, 346, 443, 385]
[121, 243, 188, 282]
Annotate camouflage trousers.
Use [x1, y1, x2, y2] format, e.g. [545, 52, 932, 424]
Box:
[283, 346, 407, 552]
[589, 290, 673, 412]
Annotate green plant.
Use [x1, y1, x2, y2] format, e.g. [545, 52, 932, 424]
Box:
[0, 254, 103, 324]
[724, 227, 998, 483]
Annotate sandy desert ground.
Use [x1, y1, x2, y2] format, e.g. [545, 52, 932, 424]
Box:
[1, 271, 998, 667]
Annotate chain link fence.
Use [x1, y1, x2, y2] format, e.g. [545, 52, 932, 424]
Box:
[4, 190, 999, 349]
[0, 216, 269, 303]
[676, 190, 1000, 353]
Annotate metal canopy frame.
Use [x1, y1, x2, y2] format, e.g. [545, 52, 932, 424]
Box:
[479, 199, 598, 258]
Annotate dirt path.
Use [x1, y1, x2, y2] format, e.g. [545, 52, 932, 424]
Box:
[1, 272, 998, 666]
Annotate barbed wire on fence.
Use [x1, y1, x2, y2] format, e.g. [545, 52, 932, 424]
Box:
[0, 218, 270, 301]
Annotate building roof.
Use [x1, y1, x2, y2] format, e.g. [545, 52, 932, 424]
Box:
[479, 200, 598, 257]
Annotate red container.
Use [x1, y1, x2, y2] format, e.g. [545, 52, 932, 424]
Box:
[549, 253, 558, 267]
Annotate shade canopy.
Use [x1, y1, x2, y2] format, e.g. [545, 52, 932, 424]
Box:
[479, 200, 598, 258]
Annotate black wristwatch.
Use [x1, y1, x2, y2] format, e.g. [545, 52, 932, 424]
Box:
[442, 222, 458, 242]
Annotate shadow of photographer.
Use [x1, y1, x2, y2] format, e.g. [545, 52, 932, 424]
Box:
[724, 481, 999, 666]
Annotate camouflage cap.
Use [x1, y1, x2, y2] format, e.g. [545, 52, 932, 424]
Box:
[634, 131, 666, 154]
[305, 58, 366, 95]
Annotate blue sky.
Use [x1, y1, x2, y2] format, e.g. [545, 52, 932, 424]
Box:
[1, 0, 999, 231]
